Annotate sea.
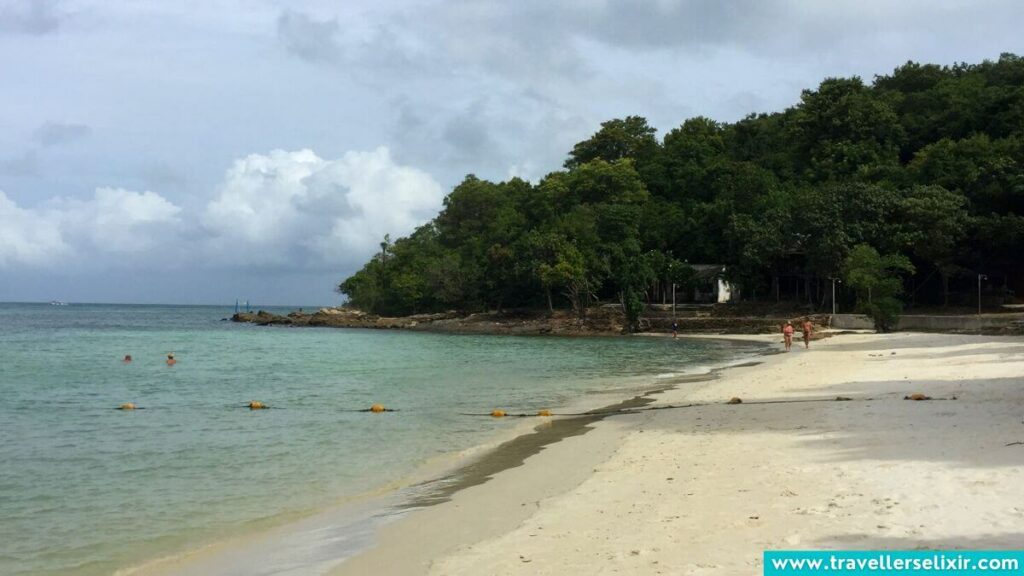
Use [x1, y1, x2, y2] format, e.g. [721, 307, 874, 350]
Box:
[0, 303, 765, 576]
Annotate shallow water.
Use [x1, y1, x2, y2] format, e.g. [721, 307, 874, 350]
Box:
[0, 303, 760, 576]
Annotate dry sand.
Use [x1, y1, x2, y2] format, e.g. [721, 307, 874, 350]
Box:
[332, 332, 1024, 575]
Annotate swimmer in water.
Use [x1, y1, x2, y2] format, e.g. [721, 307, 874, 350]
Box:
[123, 354, 132, 363]
[166, 353, 176, 366]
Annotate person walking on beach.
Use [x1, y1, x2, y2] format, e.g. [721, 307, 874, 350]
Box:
[671, 320, 678, 339]
[801, 317, 813, 349]
[782, 321, 794, 352]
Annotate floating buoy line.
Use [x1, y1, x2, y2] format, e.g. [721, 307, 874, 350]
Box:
[110, 394, 957, 416]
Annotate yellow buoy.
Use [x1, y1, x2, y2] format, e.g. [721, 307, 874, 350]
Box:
[726, 397, 743, 405]
[491, 409, 506, 418]
[537, 409, 552, 417]
[119, 403, 136, 411]
[370, 403, 386, 413]
[248, 400, 267, 410]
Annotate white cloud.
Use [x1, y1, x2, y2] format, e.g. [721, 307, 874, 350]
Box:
[1, 147, 441, 275]
[203, 147, 443, 267]
[0, 191, 68, 266]
[0, 187, 181, 267]
[48, 187, 182, 253]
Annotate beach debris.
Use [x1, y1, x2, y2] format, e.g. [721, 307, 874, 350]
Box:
[118, 403, 136, 410]
[490, 409, 507, 418]
[537, 409, 552, 417]
[1005, 441, 1024, 447]
[903, 393, 931, 401]
[835, 396, 853, 401]
[369, 403, 386, 413]
[248, 400, 268, 410]
[726, 397, 743, 404]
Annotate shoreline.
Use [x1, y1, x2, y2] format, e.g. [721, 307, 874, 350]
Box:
[330, 332, 1024, 575]
[230, 307, 825, 337]
[123, 335, 770, 576]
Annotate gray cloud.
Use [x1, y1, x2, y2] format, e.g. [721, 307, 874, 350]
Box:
[33, 122, 91, 147]
[140, 162, 189, 190]
[442, 102, 501, 164]
[0, 0, 62, 35]
[0, 151, 38, 177]
[423, 0, 1024, 61]
[276, 9, 341, 63]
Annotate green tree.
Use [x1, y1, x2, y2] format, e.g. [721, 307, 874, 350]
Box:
[842, 244, 915, 331]
[791, 77, 905, 182]
[565, 116, 659, 169]
[898, 185, 969, 306]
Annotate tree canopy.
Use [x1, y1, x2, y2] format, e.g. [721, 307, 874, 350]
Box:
[340, 54, 1024, 322]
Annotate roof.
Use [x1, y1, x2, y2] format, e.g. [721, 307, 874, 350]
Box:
[689, 264, 726, 280]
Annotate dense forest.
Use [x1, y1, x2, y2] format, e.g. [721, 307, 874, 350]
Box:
[340, 54, 1024, 329]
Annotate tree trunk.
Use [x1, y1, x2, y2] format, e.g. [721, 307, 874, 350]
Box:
[546, 287, 553, 313]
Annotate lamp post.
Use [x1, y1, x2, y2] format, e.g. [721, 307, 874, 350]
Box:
[978, 274, 987, 316]
[672, 283, 676, 320]
[831, 278, 841, 316]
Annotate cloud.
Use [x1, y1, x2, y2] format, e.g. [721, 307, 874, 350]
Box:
[47, 187, 182, 253]
[0, 191, 68, 266]
[0, 146, 441, 274]
[202, 147, 443, 267]
[0, 151, 39, 177]
[33, 122, 91, 147]
[0, 187, 181, 267]
[443, 108, 498, 162]
[0, 0, 62, 35]
[276, 9, 341, 63]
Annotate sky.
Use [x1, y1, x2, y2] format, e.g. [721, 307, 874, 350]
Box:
[2, 0, 1023, 305]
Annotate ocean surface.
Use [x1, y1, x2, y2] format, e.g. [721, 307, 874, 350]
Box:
[0, 303, 763, 576]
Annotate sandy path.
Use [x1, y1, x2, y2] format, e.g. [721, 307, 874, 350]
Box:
[334, 333, 1024, 575]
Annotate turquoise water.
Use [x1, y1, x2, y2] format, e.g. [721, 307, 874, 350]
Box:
[0, 303, 760, 576]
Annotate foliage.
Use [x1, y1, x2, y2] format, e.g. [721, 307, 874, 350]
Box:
[842, 245, 915, 331]
[339, 54, 1024, 318]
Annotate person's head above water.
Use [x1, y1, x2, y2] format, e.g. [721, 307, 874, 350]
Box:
[123, 354, 132, 362]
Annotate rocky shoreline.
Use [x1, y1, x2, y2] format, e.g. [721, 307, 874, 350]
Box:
[231, 307, 826, 336]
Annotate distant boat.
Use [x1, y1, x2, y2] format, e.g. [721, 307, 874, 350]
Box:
[49, 301, 68, 306]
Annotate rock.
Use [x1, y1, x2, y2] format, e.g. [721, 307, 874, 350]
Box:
[904, 393, 931, 401]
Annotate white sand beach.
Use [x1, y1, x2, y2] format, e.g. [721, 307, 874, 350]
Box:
[333, 332, 1024, 575]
